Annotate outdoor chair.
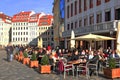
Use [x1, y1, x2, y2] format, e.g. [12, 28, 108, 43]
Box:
[58, 59, 75, 79]
[88, 60, 99, 77]
[76, 61, 90, 79]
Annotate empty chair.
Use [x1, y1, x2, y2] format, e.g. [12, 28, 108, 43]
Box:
[88, 60, 99, 77]
[76, 61, 90, 79]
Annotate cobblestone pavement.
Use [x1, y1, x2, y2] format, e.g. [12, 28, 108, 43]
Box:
[0, 49, 119, 80]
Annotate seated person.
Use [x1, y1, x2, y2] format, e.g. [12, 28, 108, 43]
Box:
[71, 49, 79, 61]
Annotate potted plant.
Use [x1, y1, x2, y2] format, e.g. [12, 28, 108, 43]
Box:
[103, 58, 120, 78]
[29, 53, 39, 68]
[40, 54, 51, 73]
[23, 51, 30, 65]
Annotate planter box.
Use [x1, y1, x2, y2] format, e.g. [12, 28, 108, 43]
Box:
[18, 55, 24, 62]
[30, 60, 39, 68]
[23, 58, 30, 65]
[103, 68, 120, 78]
[40, 65, 51, 73]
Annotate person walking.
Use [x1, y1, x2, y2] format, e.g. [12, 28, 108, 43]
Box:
[6, 43, 14, 62]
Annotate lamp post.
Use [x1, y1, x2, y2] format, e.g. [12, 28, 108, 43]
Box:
[110, 31, 114, 50]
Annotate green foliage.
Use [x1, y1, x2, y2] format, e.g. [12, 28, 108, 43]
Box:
[108, 58, 116, 69]
[23, 51, 28, 58]
[41, 54, 49, 65]
[31, 53, 37, 61]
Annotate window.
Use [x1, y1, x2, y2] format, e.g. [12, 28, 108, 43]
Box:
[96, 0, 101, 6]
[115, 8, 120, 20]
[74, 1, 77, 15]
[90, 15, 94, 25]
[79, 0, 82, 13]
[71, 3, 73, 17]
[105, 11, 111, 21]
[97, 13, 102, 23]
[84, 0, 87, 11]
[84, 17, 88, 26]
[90, 0, 93, 8]
[105, 0, 110, 3]
[67, 0, 69, 2]
[67, 5, 69, 18]
[67, 23, 70, 30]
[75, 21, 77, 28]
[24, 32, 25, 35]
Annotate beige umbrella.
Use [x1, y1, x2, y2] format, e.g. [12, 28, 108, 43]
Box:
[116, 23, 120, 56]
[38, 38, 43, 48]
[70, 30, 75, 48]
[72, 33, 116, 51]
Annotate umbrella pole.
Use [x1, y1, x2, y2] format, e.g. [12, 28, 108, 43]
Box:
[89, 40, 92, 51]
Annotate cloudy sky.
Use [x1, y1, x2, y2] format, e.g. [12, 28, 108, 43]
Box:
[0, 0, 53, 16]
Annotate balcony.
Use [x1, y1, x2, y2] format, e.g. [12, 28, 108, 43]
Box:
[62, 20, 119, 38]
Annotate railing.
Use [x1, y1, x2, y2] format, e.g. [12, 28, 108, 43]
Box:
[62, 20, 119, 37]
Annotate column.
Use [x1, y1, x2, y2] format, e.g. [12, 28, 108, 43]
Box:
[65, 38, 67, 49]
[111, 7, 115, 20]
[102, 10, 105, 22]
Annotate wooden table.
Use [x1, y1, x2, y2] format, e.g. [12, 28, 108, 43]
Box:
[67, 59, 86, 65]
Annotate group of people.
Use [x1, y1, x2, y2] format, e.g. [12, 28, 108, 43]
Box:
[5, 44, 120, 76]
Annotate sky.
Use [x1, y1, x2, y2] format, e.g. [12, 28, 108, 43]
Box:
[0, 0, 53, 16]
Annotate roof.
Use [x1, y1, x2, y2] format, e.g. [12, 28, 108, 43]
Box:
[0, 12, 12, 23]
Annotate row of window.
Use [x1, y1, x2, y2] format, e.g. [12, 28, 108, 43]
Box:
[39, 31, 54, 36]
[42, 37, 54, 41]
[39, 27, 53, 30]
[12, 23, 28, 26]
[12, 37, 28, 42]
[67, 8, 120, 30]
[13, 32, 28, 35]
[67, 0, 110, 18]
[12, 27, 28, 30]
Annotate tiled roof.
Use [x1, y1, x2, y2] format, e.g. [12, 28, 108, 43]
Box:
[0, 12, 12, 23]
[38, 14, 53, 26]
[12, 11, 33, 22]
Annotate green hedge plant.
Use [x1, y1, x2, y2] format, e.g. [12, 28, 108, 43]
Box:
[31, 53, 37, 61]
[23, 51, 28, 58]
[41, 54, 49, 65]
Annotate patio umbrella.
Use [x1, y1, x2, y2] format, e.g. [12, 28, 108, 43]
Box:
[72, 33, 116, 51]
[38, 38, 43, 48]
[70, 30, 75, 48]
[116, 25, 120, 56]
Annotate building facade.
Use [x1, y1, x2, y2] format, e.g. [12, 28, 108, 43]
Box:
[38, 14, 54, 48]
[0, 12, 12, 47]
[11, 11, 53, 47]
[63, 0, 120, 49]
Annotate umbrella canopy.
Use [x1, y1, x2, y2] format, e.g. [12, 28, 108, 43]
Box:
[116, 24, 120, 56]
[72, 33, 115, 41]
[72, 33, 116, 51]
[70, 30, 75, 48]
